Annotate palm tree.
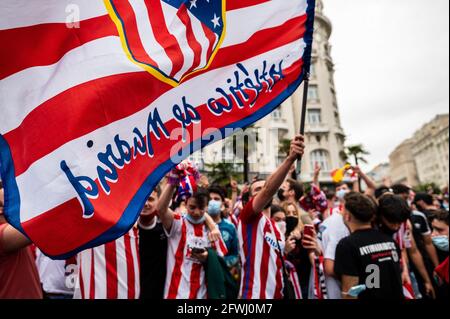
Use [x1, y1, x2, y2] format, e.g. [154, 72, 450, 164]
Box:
[343, 144, 370, 191]
[344, 144, 369, 167]
[279, 138, 291, 156]
[204, 162, 242, 186]
[225, 125, 259, 182]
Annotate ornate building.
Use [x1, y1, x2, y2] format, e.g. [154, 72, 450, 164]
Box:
[192, 0, 346, 183]
[388, 114, 449, 188]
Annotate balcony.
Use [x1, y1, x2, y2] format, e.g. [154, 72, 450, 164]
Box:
[270, 118, 290, 132]
[305, 123, 330, 134]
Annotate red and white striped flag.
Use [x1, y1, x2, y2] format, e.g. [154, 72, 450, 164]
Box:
[0, 0, 316, 258]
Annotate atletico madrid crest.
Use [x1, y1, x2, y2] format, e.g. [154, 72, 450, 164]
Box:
[105, 0, 226, 86]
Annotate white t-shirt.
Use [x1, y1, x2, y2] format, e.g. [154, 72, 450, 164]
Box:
[317, 213, 350, 299]
[35, 249, 75, 295]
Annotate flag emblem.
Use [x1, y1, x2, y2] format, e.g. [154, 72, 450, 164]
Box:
[105, 0, 226, 86]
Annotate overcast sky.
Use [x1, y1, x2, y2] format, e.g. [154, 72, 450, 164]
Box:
[322, 0, 449, 171]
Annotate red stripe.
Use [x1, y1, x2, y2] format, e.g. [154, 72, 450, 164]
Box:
[6, 15, 306, 177]
[274, 255, 283, 299]
[201, 23, 216, 64]
[177, 6, 202, 73]
[110, 0, 159, 68]
[0, 15, 117, 80]
[124, 232, 136, 299]
[259, 222, 271, 299]
[104, 240, 118, 299]
[245, 217, 260, 299]
[291, 271, 301, 299]
[182, 14, 307, 81]
[272, 220, 284, 299]
[227, 0, 272, 11]
[147, 0, 184, 77]
[89, 249, 96, 299]
[20, 59, 304, 257]
[6, 72, 172, 177]
[189, 223, 204, 299]
[167, 220, 187, 298]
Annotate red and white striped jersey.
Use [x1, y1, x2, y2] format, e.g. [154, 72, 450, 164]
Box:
[238, 199, 285, 299]
[393, 221, 412, 250]
[164, 214, 228, 299]
[74, 228, 140, 299]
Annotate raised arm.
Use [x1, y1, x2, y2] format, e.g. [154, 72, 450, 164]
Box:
[157, 182, 177, 231]
[352, 166, 376, 197]
[252, 135, 305, 214]
[312, 162, 321, 187]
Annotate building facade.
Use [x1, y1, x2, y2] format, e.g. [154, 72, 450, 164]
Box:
[411, 114, 449, 188]
[368, 163, 391, 186]
[388, 114, 449, 188]
[389, 138, 420, 187]
[191, 0, 347, 183]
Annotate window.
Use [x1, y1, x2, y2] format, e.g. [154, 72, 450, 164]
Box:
[310, 63, 316, 78]
[307, 109, 322, 125]
[308, 86, 319, 101]
[272, 107, 282, 120]
[310, 149, 330, 172]
[334, 111, 341, 126]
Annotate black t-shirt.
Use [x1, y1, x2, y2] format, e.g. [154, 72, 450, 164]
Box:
[138, 220, 167, 299]
[410, 211, 434, 273]
[334, 228, 404, 300]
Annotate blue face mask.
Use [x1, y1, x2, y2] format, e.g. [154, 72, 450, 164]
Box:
[185, 214, 206, 225]
[336, 189, 349, 200]
[432, 236, 449, 252]
[208, 200, 222, 216]
[347, 285, 367, 297]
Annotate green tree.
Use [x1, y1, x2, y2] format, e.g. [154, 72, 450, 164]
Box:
[279, 138, 291, 156]
[414, 183, 442, 195]
[225, 125, 259, 182]
[204, 162, 242, 186]
[343, 144, 370, 166]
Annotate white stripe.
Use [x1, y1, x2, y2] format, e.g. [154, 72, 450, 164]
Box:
[187, 10, 211, 70]
[1, 0, 307, 135]
[222, 0, 308, 47]
[129, 230, 140, 299]
[116, 236, 128, 299]
[80, 250, 91, 299]
[0, 0, 107, 30]
[94, 245, 107, 299]
[17, 39, 306, 222]
[0, 36, 142, 135]
[164, 218, 182, 298]
[266, 245, 278, 298]
[160, 1, 195, 81]
[128, 0, 174, 76]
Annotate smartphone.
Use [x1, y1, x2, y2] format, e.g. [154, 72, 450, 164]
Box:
[191, 247, 206, 254]
[303, 224, 315, 238]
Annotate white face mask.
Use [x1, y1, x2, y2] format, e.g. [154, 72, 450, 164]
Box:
[276, 221, 287, 236]
[336, 189, 349, 200]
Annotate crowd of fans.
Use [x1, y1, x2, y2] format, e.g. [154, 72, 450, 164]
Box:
[0, 135, 448, 299]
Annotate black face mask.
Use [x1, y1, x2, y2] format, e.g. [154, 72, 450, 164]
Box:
[379, 223, 398, 236]
[286, 217, 299, 236]
[277, 189, 286, 202]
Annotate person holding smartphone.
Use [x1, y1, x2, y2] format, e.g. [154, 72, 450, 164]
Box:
[158, 170, 228, 299]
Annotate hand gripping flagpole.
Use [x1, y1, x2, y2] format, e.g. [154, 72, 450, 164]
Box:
[296, 71, 310, 179]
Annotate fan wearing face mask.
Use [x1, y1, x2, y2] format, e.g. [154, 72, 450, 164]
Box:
[430, 210, 449, 299]
[207, 186, 239, 271]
